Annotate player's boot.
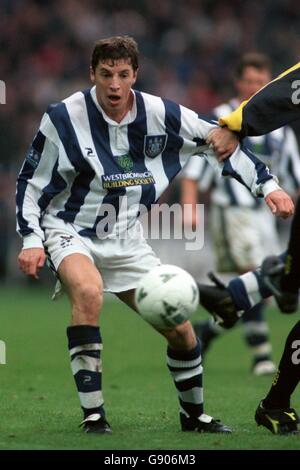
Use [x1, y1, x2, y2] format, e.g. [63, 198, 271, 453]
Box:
[80, 413, 112, 434]
[261, 256, 299, 314]
[255, 401, 300, 435]
[181, 413, 232, 433]
[198, 272, 243, 329]
[252, 359, 277, 376]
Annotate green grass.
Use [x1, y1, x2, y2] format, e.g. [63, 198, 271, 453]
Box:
[0, 285, 300, 450]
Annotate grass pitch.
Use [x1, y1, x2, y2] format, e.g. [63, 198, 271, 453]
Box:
[0, 285, 300, 450]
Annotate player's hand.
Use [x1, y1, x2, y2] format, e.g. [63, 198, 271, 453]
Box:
[18, 248, 46, 279]
[265, 190, 294, 219]
[206, 128, 239, 161]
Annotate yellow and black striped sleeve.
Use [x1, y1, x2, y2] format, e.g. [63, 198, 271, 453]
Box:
[219, 62, 300, 138]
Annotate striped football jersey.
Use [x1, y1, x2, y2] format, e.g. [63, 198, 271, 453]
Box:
[16, 87, 279, 246]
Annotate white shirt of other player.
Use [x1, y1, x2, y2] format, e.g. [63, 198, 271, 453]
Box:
[16, 89, 280, 248]
[182, 99, 300, 207]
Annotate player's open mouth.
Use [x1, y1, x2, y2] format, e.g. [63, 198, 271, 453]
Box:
[108, 95, 121, 103]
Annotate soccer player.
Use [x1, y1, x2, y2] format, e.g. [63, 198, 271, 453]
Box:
[16, 36, 293, 435]
[203, 61, 300, 434]
[182, 54, 300, 375]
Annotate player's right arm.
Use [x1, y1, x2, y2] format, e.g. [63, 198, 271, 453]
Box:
[207, 62, 300, 159]
[207, 61, 300, 157]
[220, 61, 300, 137]
[16, 111, 64, 278]
[18, 248, 46, 280]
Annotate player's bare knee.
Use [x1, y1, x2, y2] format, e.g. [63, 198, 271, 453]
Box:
[73, 283, 103, 318]
[159, 321, 197, 350]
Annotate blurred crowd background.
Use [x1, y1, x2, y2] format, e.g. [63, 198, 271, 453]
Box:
[1, 0, 300, 282]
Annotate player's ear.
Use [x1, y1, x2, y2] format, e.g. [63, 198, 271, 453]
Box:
[132, 68, 138, 85]
[90, 66, 95, 84]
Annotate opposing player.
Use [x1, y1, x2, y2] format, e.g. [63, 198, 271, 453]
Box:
[16, 36, 293, 434]
[208, 61, 300, 313]
[202, 61, 300, 434]
[182, 54, 300, 375]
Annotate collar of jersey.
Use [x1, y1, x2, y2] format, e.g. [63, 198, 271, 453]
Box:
[90, 86, 137, 126]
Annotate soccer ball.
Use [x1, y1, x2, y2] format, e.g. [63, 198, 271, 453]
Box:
[135, 264, 199, 329]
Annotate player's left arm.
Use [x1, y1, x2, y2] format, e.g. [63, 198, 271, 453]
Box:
[219, 143, 294, 218]
[180, 106, 294, 218]
[190, 112, 277, 199]
[264, 189, 294, 218]
[202, 129, 294, 218]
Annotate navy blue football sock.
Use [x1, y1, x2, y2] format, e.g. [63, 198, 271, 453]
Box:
[167, 339, 203, 419]
[67, 325, 105, 419]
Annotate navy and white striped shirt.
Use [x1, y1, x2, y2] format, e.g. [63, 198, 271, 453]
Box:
[16, 88, 279, 247]
[183, 100, 300, 208]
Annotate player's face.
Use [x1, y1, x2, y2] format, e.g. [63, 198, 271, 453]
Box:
[236, 66, 272, 101]
[90, 59, 137, 123]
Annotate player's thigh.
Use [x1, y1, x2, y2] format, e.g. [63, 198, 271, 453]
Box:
[58, 253, 103, 315]
[42, 216, 103, 303]
[58, 254, 104, 326]
[210, 205, 238, 272]
[115, 289, 137, 312]
[258, 207, 281, 255]
[98, 226, 161, 293]
[212, 206, 263, 271]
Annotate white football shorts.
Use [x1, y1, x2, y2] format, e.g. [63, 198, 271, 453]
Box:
[41, 214, 161, 294]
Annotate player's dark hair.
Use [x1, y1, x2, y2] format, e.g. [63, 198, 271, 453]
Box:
[91, 36, 139, 71]
[236, 53, 272, 78]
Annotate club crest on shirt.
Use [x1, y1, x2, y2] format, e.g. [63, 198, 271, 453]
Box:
[144, 134, 168, 158]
